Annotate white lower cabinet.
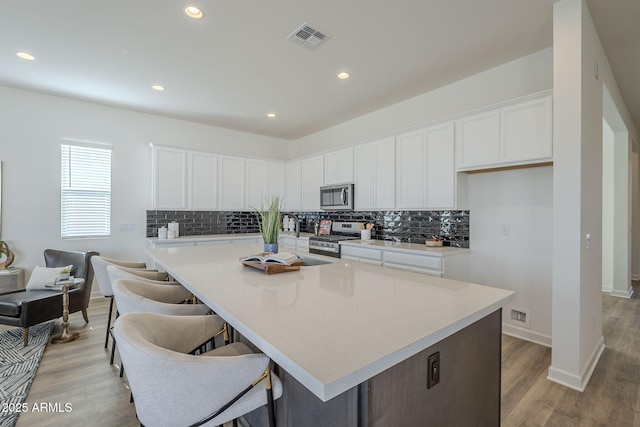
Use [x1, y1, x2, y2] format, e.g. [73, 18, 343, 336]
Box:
[341, 245, 383, 266]
[280, 236, 297, 249]
[383, 251, 443, 277]
[340, 243, 468, 279]
[279, 236, 309, 251]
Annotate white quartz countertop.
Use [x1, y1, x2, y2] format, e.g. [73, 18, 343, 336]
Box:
[339, 239, 469, 257]
[145, 243, 513, 401]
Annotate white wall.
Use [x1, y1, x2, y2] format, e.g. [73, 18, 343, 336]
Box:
[0, 86, 289, 280]
[548, 0, 639, 392]
[467, 166, 553, 346]
[292, 48, 553, 157]
[602, 119, 614, 292]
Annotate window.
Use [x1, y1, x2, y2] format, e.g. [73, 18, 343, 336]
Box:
[61, 143, 112, 238]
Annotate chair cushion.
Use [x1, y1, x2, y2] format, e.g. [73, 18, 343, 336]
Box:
[0, 290, 63, 317]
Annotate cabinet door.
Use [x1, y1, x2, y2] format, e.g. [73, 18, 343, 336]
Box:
[284, 161, 302, 211]
[395, 130, 425, 209]
[245, 159, 267, 209]
[455, 109, 500, 169]
[354, 143, 376, 209]
[267, 161, 286, 201]
[375, 138, 396, 209]
[500, 96, 552, 163]
[188, 151, 217, 210]
[324, 147, 354, 185]
[425, 122, 455, 208]
[354, 137, 395, 210]
[218, 155, 245, 210]
[152, 146, 187, 209]
[301, 156, 324, 210]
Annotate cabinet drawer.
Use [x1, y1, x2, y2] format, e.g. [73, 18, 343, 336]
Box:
[341, 245, 383, 262]
[296, 239, 309, 250]
[383, 251, 442, 272]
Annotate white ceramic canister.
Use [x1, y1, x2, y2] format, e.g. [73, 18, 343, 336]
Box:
[168, 221, 179, 238]
[158, 226, 168, 239]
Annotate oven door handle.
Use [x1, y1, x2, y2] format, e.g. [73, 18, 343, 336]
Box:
[341, 188, 347, 205]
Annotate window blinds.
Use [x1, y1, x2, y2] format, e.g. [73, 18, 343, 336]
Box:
[61, 144, 111, 238]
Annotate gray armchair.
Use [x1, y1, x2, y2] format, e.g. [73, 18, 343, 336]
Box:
[114, 312, 282, 427]
[0, 249, 98, 346]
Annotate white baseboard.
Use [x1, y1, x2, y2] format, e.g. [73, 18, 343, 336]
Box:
[502, 323, 552, 348]
[632, 274, 640, 281]
[610, 288, 633, 299]
[547, 336, 605, 392]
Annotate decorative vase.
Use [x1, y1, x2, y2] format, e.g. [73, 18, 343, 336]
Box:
[263, 243, 279, 254]
[0, 241, 14, 270]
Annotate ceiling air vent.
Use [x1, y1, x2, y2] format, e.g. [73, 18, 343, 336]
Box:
[287, 23, 329, 50]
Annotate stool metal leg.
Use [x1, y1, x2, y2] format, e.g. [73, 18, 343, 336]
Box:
[105, 296, 114, 348]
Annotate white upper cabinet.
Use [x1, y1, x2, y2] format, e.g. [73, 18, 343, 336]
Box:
[266, 161, 286, 202]
[396, 122, 456, 210]
[324, 147, 354, 185]
[151, 145, 187, 209]
[246, 159, 286, 209]
[284, 161, 302, 211]
[456, 94, 552, 171]
[218, 155, 245, 210]
[500, 96, 552, 163]
[188, 151, 217, 210]
[354, 137, 395, 210]
[455, 109, 500, 169]
[245, 158, 267, 210]
[425, 122, 455, 208]
[301, 155, 324, 211]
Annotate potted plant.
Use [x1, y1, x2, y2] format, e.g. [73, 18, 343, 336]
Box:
[254, 195, 283, 253]
[0, 240, 15, 270]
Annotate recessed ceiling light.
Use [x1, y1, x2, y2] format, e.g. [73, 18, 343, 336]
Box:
[185, 6, 204, 19]
[337, 72, 350, 80]
[152, 85, 165, 91]
[267, 113, 276, 118]
[17, 52, 35, 61]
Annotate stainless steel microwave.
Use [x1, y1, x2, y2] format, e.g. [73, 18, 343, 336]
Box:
[320, 184, 354, 211]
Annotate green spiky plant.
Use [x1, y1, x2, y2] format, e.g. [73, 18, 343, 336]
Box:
[254, 195, 282, 244]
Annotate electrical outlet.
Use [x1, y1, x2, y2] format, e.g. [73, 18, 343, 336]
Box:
[427, 352, 440, 389]
[585, 233, 591, 249]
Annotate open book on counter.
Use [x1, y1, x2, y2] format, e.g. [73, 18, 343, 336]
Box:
[240, 252, 302, 266]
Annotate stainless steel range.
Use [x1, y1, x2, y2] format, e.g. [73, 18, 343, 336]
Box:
[308, 221, 362, 258]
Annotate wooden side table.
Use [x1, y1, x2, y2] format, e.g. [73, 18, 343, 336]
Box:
[0, 267, 25, 292]
[51, 278, 85, 344]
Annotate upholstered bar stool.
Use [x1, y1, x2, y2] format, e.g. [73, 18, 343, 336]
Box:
[91, 256, 164, 349]
[114, 312, 282, 427]
[111, 278, 229, 368]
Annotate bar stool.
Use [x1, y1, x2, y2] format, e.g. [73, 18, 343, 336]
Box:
[114, 312, 282, 427]
[91, 256, 165, 349]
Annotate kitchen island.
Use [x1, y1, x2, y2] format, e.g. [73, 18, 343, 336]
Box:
[146, 243, 514, 426]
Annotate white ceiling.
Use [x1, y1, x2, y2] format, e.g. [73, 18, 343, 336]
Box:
[0, 0, 636, 141]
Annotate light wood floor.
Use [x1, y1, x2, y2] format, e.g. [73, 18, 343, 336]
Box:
[10, 290, 640, 426]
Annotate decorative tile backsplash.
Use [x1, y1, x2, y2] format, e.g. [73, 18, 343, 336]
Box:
[147, 209, 470, 247]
